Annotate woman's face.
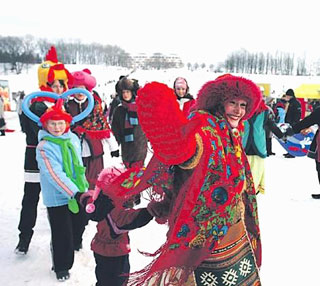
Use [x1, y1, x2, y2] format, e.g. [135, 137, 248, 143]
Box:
[51, 80, 64, 95]
[175, 87, 187, 98]
[122, 90, 133, 102]
[223, 98, 247, 128]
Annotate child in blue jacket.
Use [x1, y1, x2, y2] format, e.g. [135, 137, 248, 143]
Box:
[36, 99, 88, 282]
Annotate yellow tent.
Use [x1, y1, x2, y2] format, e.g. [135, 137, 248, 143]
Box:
[294, 84, 320, 99]
[256, 83, 271, 97]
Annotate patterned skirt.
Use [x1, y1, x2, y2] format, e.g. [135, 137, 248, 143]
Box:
[193, 221, 261, 286]
[146, 221, 261, 286]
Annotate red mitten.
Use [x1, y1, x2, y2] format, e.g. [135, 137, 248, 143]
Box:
[137, 82, 200, 165]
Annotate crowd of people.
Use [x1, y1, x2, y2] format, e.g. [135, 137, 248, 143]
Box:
[2, 45, 318, 285]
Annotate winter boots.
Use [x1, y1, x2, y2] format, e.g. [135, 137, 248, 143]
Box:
[56, 270, 70, 282]
[51, 267, 70, 282]
[74, 242, 82, 251]
[14, 237, 31, 255]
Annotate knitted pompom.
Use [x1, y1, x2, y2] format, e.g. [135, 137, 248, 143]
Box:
[95, 167, 143, 207]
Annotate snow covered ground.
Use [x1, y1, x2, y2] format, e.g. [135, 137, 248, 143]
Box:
[1, 68, 320, 285]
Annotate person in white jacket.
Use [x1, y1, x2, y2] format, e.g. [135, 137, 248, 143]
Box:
[65, 69, 119, 190]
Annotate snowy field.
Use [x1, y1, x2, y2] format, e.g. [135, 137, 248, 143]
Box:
[1, 68, 320, 285]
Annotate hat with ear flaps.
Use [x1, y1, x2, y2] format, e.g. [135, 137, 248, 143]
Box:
[193, 74, 262, 120]
[116, 77, 140, 97]
[40, 98, 73, 132]
[38, 46, 73, 92]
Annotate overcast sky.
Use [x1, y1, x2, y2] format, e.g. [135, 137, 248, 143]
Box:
[1, 0, 319, 64]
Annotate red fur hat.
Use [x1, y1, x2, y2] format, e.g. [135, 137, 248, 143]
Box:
[193, 74, 262, 120]
[71, 69, 97, 92]
[40, 98, 72, 132]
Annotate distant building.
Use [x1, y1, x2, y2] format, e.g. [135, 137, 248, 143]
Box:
[130, 53, 184, 69]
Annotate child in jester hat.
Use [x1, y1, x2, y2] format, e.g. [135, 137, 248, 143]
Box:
[35, 98, 89, 282]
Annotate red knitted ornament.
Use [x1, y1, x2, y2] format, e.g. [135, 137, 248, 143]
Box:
[137, 82, 200, 165]
[40, 98, 72, 130]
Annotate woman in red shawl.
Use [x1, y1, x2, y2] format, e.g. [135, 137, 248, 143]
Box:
[89, 74, 263, 286]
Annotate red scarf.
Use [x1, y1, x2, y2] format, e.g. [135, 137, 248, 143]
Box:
[73, 98, 112, 139]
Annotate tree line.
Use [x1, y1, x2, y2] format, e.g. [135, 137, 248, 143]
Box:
[0, 35, 133, 74]
[222, 49, 309, 76]
[186, 49, 315, 76]
[0, 35, 318, 75]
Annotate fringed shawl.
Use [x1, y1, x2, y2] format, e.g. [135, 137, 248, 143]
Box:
[96, 110, 261, 286]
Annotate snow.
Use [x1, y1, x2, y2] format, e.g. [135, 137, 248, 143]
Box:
[1, 68, 320, 285]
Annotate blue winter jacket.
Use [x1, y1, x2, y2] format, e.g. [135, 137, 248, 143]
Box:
[36, 129, 84, 207]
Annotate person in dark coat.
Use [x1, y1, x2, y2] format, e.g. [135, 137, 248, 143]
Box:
[107, 75, 125, 123]
[15, 46, 73, 255]
[283, 88, 301, 158]
[111, 77, 147, 169]
[0, 95, 6, 136]
[285, 107, 320, 199]
[80, 168, 154, 286]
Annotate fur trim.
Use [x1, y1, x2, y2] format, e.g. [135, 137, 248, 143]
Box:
[73, 126, 111, 139]
[116, 78, 140, 94]
[193, 74, 262, 120]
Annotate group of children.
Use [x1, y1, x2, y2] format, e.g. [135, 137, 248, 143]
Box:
[15, 46, 196, 284]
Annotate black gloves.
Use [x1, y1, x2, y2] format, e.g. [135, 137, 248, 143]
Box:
[282, 127, 295, 142]
[74, 192, 83, 204]
[284, 127, 295, 137]
[110, 150, 120, 157]
[88, 192, 115, 222]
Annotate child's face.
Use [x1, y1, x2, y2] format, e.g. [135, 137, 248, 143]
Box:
[122, 90, 133, 102]
[73, 85, 87, 101]
[175, 87, 187, 98]
[46, 120, 67, 136]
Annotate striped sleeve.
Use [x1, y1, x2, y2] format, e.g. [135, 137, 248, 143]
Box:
[37, 140, 78, 198]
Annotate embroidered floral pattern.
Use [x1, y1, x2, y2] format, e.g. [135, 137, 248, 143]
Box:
[166, 111, 256, 252]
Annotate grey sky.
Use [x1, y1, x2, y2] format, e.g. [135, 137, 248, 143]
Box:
[1, 0, 319, 64]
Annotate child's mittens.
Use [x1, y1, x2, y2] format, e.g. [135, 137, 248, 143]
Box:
[90, 193, 115, 222]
